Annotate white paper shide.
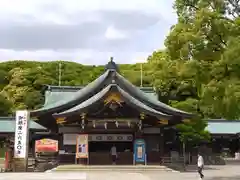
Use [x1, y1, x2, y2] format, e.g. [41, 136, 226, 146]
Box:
[14, 110, 29, 158]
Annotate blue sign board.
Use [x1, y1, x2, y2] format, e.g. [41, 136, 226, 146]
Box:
[133, 139, 146, 164]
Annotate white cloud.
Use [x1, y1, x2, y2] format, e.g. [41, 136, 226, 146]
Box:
[105, 26, 128, 40]
[0, 0, 177, 65]
[0, 49, 150, 65]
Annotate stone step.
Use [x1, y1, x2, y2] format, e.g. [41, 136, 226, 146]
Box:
[53, 169, 174, 172]
[53, 165, 175, 172]
[57, 165, 168, 169]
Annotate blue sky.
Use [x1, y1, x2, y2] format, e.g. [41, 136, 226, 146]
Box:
[0, 0, 177, 65]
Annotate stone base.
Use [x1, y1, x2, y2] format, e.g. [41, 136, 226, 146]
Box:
[13, 158, 27, 172]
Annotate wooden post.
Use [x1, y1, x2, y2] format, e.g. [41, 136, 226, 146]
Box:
[183, 142, 186, 170]
[159, 127, 164, 157]
[183, 142, 186, 165]
[4, 150, 9, 170]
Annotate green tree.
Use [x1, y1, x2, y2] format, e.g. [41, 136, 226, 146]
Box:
[160, 0, 240, 120]
[169, 0, 239, 62]
[147, 0, 240, 144]
[176, 118, 210, 152]
[0, 94, 12, 116]
[23, 91, 44, 110]
[0, 60, 153, 112]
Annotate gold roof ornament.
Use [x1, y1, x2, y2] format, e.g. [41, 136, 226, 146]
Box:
[140, 112, 145, 120]
[104, 92, 123, 105]
[56, 117, 66, 124]
[158, 119, 168, 125]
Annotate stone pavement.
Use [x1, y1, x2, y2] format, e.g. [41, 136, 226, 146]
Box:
[0, 158, 4, 168]
[0, 171, 240, 180]
[0, 165, 240, 180]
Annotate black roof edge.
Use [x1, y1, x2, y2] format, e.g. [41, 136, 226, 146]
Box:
[53, 84, 171, 119]
[52, 84, 113, 118]
[31, 69, 112, 116]
[43, 85, 156, 93]
[43, 85, 84, 92]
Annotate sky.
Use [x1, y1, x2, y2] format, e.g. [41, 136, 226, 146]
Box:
[0, 0, 177, 65]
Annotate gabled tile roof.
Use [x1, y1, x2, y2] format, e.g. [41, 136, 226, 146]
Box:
[0, 117, 47, 133]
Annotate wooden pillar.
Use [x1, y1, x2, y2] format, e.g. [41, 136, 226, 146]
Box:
[135, 128, 143, 139]
[134, 129, 143, 141]
[135, 113, 144, 139]
[159, 127, 164, 157]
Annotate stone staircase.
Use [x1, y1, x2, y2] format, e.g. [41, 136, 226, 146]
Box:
[51, 165, 177, 172]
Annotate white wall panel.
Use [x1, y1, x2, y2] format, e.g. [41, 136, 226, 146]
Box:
[63, 134, 133, 145]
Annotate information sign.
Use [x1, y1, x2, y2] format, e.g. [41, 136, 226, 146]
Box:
[133, 139, 146, 164]
[76, 134, 88, 159]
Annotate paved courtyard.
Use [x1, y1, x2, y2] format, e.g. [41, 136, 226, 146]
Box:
[0, 165, 240, 180]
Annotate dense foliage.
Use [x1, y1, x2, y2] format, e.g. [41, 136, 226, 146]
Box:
[0, 61, 153, 113]
[150, 0, 240, 120]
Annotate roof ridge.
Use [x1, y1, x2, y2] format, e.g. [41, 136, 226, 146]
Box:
[53, 84, 115, 117]
[54, 84, 171, 119]
[46, 85, 84, 90]
[31, 70, 112, 116]
[32, 67, 192, 119]
[115, 72, 193, 118]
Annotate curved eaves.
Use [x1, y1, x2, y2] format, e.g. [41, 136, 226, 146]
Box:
[53, 84, 112, 118]
[116, 72, 193, 118]
[116, 86, 171, 119]
[31, 70, 111, 116]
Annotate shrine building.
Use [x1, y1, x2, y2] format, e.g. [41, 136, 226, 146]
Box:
[30, 59, 194, 165]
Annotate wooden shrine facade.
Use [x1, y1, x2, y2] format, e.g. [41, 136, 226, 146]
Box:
[31, 59, 194, 165]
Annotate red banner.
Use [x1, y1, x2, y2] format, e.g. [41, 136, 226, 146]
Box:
[35, 139, 58, 152]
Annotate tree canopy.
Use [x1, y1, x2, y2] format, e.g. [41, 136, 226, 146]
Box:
[0, 61, 153, 112]
[149, 0, 240, 142]
[149, 0, 240, 120]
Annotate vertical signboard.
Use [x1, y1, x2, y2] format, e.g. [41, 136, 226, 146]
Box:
[14, 110, 29, 171]
[76, 134, 88, 159]
[133, 139, 146, 165]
